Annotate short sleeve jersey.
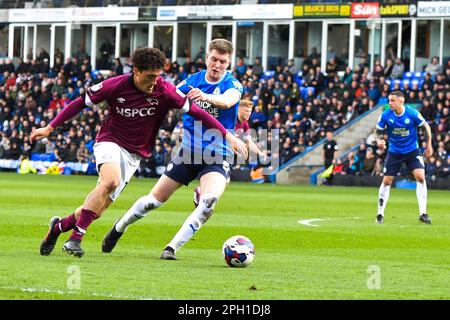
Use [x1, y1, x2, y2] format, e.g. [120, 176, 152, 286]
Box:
[376, 106, 425, 154]
[177, 70, 243, 157]
[85, 74, 188, 158]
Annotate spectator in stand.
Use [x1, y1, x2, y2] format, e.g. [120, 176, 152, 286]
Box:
[235, 57, 247, 78]
[111, 58, 123, 76]
[391, 58, 405, 79]
[326, 58, 338, 81]
[384, 58, 394, 78]
[251, 57, 264, 78]
[362, 147, 376, 174]
[425, 56, 442, 77]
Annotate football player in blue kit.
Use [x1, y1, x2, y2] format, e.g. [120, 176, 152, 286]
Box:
[102, 39, 247, 259]
[374, 91, 433, 224]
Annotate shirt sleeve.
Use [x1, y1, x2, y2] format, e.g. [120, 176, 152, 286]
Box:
[168, 84, 190, 113]
[414, 110, 426, 127]
[376, 113, 387, 130]
[84, 77, 118, 107]
[224, 78, 244, 97]
[176, 75, 192, 95]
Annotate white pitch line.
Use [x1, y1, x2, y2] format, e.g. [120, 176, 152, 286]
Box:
[0, 286, 156, 300]
[298, 217, 362, 227]
[297, 218, 324, 227]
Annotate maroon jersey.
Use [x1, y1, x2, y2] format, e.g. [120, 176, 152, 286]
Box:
[85, 74, 188, 158]
[235, 118, 251, 141]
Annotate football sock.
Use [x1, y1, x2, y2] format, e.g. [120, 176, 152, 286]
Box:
[69, 209, 97, 242]
[52, 213, 77, 236]
[115, 194, 163, 233]
[378, 184, 390, 216]
[416, 181, 427, 215]
[168, 194, 217, 252]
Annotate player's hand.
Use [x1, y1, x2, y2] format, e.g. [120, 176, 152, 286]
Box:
[377, 139, 386, 150]
[258, 151, 268, 163]
[187, 85, 207, 102]
[226, 133, 248, 159]
[424, 144, 433, 158]
[30, 125, 54, 143]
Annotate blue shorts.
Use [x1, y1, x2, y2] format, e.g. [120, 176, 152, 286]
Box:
[164, 149, 232, 186]
[383, 149, 425, 176]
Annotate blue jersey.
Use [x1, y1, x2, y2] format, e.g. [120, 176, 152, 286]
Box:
[177, 70, 243, 157]
[376, 106, 426, 154]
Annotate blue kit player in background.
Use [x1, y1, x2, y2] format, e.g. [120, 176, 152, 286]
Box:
[102, 39, 247, 259]
[374, 91, 433, 224]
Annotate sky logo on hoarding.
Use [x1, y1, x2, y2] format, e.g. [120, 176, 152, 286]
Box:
[160, 9, 175, 17]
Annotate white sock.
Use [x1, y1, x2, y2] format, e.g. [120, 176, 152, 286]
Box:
[378, 184, 390, 216]
[167, 193, 217, 252]
[416, 181, 427, 215]
[115, 194, 163, 233]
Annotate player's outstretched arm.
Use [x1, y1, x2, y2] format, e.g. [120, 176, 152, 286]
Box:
[247, 137, 267, 160]
[187, 85, 240, 109]
[30, 97, 87, 143]
[30, 125, 54, 143]
[187, 103, 248, 159]
[422, 122, 433, 158]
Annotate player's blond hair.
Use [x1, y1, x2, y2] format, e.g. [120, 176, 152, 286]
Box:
[239, 99, 254, 109]
[208, 38, 234, 56]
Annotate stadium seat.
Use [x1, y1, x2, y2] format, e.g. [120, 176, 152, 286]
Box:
[91, 70, 100, 79]
[403, 72, 413, 80]
[30, 153, 41, 161]
[413, 72, 422, 79]
[402, 79, 410, 87]
[411, 79, 421, 89]
[263, 70, 275, 79]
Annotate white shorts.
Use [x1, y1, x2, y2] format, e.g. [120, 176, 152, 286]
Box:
[93, 141, 142, 201]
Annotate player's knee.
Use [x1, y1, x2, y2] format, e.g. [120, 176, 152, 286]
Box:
[198, 194, 217, 224]
[100, 177, 121, 193]
[416, 176, 425, 184]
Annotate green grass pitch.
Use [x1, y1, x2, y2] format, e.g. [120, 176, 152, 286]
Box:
[0, 172, 449, 300]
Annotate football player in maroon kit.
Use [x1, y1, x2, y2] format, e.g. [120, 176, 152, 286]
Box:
[31, 47, 247, 257]
[192, 99, 267, 207]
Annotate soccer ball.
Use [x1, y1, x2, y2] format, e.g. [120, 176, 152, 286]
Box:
[222, 235, 255, 268]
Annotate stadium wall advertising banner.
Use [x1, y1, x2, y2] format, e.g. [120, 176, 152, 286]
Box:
[293, 4, 351, 18]
[138, 7, 157, 21]
[351, 3, 380, 19]
[379, 1, 417, 17]
[417, 1, 450, 17]
[233, 4, 292, 20]
[9, 6, 139, 23]
[157, 4, 292, 21]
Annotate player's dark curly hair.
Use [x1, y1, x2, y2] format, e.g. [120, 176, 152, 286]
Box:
[132, 47, 166, 71]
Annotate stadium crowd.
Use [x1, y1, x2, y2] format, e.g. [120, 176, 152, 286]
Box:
[0, 45, 449, 179]
[330, 58, 450, 181]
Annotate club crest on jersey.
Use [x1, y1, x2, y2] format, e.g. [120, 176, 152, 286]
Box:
[232, 80, 243, 91]
[147, 98, 159, 105]
[405, 118, 410, 124]
[213, 87, 221, 95]
[117, 97, 126, 104]
[90, 82, 103, 92]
